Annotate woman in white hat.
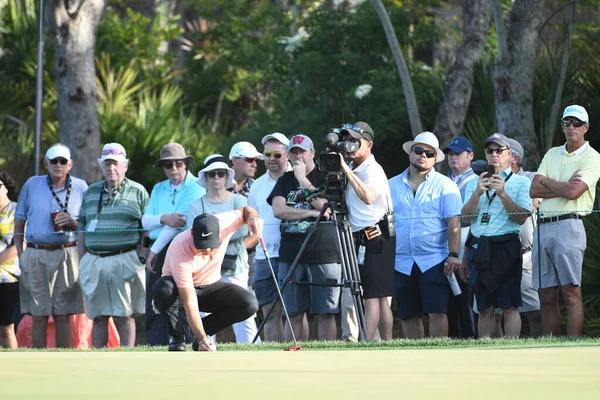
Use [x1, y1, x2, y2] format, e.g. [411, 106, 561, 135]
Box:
[187, 155, 260, 343]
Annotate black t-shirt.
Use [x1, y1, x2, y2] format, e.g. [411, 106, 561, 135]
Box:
[267, 167, 340, 264]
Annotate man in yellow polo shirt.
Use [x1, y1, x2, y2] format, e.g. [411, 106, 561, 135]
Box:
[530, 105, 600, 337]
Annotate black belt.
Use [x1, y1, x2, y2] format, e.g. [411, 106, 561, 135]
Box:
[86, 245, 138, 258]
[538, 214, 581, 225]
[27, 242, 77, 251]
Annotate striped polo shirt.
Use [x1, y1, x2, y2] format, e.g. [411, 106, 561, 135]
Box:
[79, 179, 149, 251]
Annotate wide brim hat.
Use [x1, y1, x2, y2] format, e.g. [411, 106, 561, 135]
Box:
[197, 155, 236, 189]
[402, 131, 445, 163]
[154, 143, 195, 168]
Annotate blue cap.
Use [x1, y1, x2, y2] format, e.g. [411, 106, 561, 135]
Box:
[444, 136, 473, 154]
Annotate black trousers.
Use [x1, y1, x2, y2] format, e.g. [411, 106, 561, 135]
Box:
[145, 242, 171, 346]
[152, 276, 258, 338]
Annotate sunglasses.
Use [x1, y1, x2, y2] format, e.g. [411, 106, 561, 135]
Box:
[485, 147, 509, 155]
[207, 171, 227, 179]
[163, 161, 186, 169]
[101, 148, 125, 156]
[49, 158, 68, 165]
[561, 119, 586, 128]
[264, 151, 283, 159]
[238, 157, 257, 163]
[412, 146, 436, 159]
[342, 123, 372, 140]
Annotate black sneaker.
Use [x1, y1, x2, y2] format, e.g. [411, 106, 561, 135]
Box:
[168, 336, 186, 352]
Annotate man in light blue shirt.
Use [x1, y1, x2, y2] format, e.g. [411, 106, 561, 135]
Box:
[389, 131, 462, 339]
[14, 144, 88, 348]
[461, 133, 531, 338]
[142, 143, 206, 347]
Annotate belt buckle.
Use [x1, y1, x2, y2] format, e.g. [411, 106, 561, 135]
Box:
[363, 225, 382, 241]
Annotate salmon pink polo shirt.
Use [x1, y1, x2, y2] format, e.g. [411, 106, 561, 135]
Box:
[162, 210, 244, 288]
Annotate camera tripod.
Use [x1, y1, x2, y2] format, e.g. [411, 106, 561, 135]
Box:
[252, 201, 367, 343]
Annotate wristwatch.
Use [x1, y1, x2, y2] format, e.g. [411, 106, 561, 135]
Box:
[448, 252, 459, 259]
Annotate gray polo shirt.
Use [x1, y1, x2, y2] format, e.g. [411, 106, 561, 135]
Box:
[16, 175, 88, 245]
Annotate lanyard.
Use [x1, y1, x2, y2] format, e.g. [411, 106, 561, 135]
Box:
[97, 181, 125, 214]
[486, 172, 513, 206]
[47, 174, 72, 213]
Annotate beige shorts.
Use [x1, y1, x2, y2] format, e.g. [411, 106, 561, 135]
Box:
[79, 250, 145, 319]
[19, 246, 85, 316]
[519, 250, 540, 312]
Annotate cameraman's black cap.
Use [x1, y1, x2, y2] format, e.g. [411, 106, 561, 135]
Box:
[342, 121, 374, 141]
[192, 214, 221, 250]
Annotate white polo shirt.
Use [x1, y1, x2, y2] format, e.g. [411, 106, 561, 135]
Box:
[346, 155, 391, 232]
[248, 171, 283, 259]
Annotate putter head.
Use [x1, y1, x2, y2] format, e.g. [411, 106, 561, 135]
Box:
[284, 345, 302, 351]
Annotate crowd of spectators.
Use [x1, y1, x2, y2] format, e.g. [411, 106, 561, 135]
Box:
[1, 104, 598, 350]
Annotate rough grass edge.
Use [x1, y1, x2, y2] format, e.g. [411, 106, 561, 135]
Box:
[4, 337, 600, 352]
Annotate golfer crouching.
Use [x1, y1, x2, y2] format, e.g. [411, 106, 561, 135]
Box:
[152, 207, 262, 351]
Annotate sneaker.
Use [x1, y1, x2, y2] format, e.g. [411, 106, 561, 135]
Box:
[168, 336, 186, 352]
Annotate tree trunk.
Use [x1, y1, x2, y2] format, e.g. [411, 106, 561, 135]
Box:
[492, 0, 543, 169]
[370, 0, 423, 138]
[46, 0, 104, 182]
[434, 0, 492, 149]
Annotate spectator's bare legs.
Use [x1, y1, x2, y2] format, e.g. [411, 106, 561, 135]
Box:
[524, 310, 541, 337]
[301, 313, 309, 340]
[401, 317, 424, 339]
[261, 301, 283, 341]
[540, 287, 560, 336]
[378, 297, 393, 340]
[364, 298, 379, 340]
[0, 324, 17, 349]
[31, 316, 49, 348]
[478, 307, 496, 337]
[284, 314, 304, 342]
[92, 316, 109, 348]
[428, 313, 448, 337]
[562, 284, 583, 337]
[317, 314, 336, 340]
[494, 314, 504, 337]
[502, 307, 521, 338]
[53, 315, 71, 348]
[114, 316, 136, 347]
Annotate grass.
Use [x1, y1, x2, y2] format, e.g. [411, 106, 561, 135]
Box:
[4, 336, 600, 352]
[2, 345, 600, 399]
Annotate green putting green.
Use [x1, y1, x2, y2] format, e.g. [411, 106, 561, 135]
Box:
[2, 347, 599, 399]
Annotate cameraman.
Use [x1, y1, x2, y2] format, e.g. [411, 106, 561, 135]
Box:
[338, 122, 395, 341]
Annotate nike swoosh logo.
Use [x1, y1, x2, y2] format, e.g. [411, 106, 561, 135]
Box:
[201, 232, 213, 237]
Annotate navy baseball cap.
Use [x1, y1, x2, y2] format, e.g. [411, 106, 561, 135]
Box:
[444, 136, 473, 154]
[192, 214, 221, 250]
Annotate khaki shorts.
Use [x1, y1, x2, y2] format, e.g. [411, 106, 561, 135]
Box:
[19, 246, 85, 316]
[519, 250, 540, 312]
[533, 219, 585, 289]
[79, 250, 145, 319]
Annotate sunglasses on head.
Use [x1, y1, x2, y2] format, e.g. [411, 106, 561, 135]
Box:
[412, 146, 436, 159]
[485, 147, 509, 155]
[207, 171, 227, 179]
[163, 160, 186, 169]
[101, 148, 125, 156]
[342, 123, 372, 140]
[561, 119, 585, 128]
[49, 158, 68, 165]
[264, 151, 283, 159]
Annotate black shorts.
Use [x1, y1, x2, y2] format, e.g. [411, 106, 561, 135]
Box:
[359, 235, 395, 298]
[0, 282, 19, 325]
[394, 261, 450, 320]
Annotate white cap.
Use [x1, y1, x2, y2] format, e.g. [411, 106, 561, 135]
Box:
[261, 132, 288, 146]
[562, 105, 589, 123]
[402, 131, 445, 163]
[229, 142, 264, 160]
[46, 145, 71, 160]
[288, 135, 315, 151]
[98, 143, 128, 164]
